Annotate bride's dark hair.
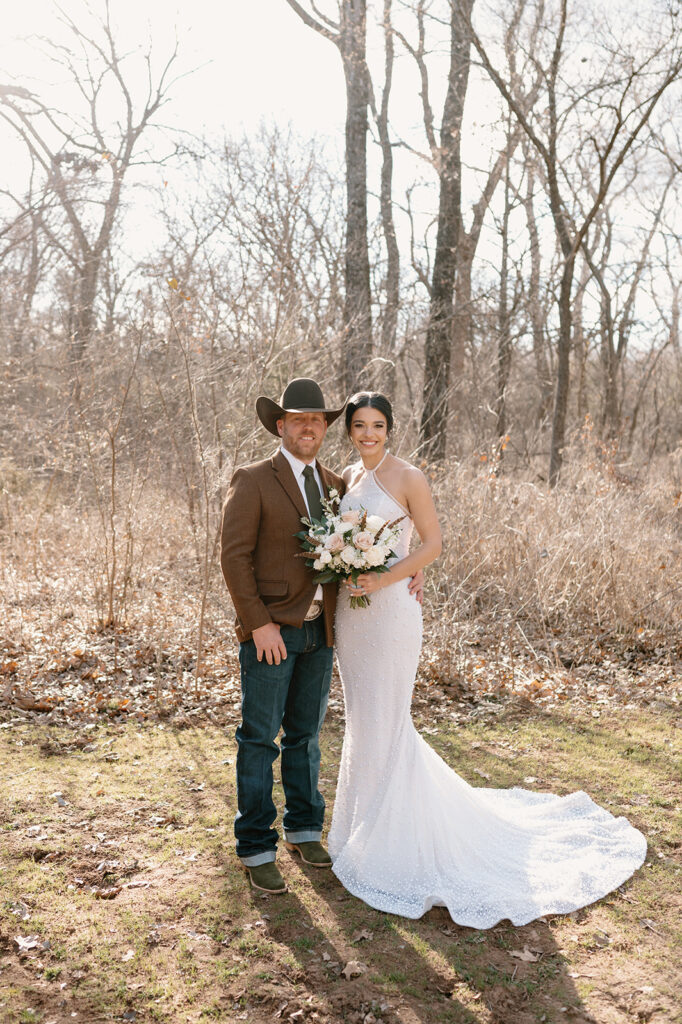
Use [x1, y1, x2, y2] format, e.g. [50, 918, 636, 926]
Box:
[345, 391, 394, 435]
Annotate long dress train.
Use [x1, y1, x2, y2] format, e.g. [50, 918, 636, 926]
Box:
[328, 456, 647, 928]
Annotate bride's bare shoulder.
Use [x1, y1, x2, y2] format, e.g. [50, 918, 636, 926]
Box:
[388, 456, 431, 501]
[389, 454, 425, 480]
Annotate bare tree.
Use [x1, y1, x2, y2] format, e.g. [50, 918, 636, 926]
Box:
[416, 0, 475, 460]
[472, 0, 682, 483]
[284, 0, 373, 390]
[0, 2, 180, 385]
[371, 0, 401, 390]
[394, 0, 541, 457]
[581, 168, 675, 437]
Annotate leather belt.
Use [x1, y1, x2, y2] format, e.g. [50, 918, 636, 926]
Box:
[304, 599, 323, 621]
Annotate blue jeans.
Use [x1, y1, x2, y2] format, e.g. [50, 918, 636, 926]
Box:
[235, 617, 333, 865]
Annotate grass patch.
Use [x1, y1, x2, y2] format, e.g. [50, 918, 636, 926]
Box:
[0, 704, 680, 1023]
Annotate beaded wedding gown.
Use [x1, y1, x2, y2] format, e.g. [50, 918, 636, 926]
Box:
[328, 456, 647, 927]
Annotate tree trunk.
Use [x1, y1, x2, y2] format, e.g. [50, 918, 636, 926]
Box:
[495, 125, 513, 442]
[71, 255, 100, 368]
[549, 260, 574, 486]
[373, 0, 399, 395]
[523, 165, 552, 422]
[420, 0, 474, 461]
[450, 235, 473, 435]
[340, 0, 372, 392]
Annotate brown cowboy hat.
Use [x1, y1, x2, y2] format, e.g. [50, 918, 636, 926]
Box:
[256, 377, 347, 436]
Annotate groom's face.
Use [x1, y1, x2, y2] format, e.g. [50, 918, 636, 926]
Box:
[277, 412, 327, 463]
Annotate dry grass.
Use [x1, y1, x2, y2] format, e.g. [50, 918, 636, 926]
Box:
[2, 433, 681, 695]
[420, 434, 682, 693]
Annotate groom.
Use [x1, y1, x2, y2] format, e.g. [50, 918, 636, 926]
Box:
[220, 378, 346, 894]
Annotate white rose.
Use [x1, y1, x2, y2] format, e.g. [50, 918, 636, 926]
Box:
[365, 514, 385, 533]
[319, 549, 332, 564]
[313, 558, 324, 570]
[340, 545, 357, 565]
[363, 546, 385, 567]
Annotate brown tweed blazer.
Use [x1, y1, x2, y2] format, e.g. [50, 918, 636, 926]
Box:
[220, 449, 345, 647]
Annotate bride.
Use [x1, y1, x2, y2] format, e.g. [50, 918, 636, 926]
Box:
[328, 391, 647, 928]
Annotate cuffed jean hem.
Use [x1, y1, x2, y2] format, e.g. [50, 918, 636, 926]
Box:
[284, 829, 322, 843]
[239, 850, 277, 867]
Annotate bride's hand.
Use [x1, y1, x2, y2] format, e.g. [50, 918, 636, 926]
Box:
[347, 573, 383, 597]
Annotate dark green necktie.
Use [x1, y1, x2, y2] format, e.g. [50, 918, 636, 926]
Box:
[302, 465, 323, 521]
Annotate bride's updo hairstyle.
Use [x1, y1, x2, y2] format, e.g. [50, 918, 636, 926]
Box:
[345, 391, 394, 435]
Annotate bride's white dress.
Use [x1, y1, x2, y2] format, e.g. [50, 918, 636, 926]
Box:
[328, 456, 647, 927]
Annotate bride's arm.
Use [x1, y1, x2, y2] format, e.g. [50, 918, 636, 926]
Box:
[354, 468, 441, 594]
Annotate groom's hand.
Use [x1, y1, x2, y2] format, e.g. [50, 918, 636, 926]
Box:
[252, 623, 288, 665]
[408, 569, 424, 605]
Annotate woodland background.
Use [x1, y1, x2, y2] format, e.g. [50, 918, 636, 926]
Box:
[1, 4, 681, 1023]
[1, 0, 681, 699]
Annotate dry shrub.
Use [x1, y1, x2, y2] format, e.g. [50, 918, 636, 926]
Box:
[423, 435, 682, 689]
[2, 413, 681, 708]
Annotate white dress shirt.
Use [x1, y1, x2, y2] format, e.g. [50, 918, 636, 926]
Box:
[279, 446, 324, 601]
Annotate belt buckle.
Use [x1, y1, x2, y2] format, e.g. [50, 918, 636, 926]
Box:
[304, 600, 323, 621]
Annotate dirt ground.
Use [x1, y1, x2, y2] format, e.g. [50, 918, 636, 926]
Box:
[1, 666, 681, 1024]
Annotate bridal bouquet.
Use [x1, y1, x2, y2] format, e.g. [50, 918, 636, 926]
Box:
[296, 488, 404, 608]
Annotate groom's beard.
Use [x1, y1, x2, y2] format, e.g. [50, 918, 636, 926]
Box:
[279, 420, 327, 462]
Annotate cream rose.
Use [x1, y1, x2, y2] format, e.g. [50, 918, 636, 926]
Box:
[319, 549, 332, 564]
[365, 514, 385, 533]
[341, 509, 361, 525]
[354, 531, 374, 551]
[326, 533, 345, 553]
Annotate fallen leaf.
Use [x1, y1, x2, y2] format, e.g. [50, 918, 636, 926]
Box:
[26, 825, 48, 839]
[341, 960, 368, 980]
[9, 900, 31, 921]
[510, 947, 540, 962]
[91, 885, 121, 899]
[14, 689, 52, 711]
[14, 937, 48, 950]
[351, 928, 373, 943]
[96, 859, 120, 873]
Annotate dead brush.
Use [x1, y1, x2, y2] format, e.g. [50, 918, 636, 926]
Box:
[422, 442, 682, 693]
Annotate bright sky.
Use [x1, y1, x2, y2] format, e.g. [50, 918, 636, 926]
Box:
[1, 1, 348, 139]
[1, 1, 484, 262]
[2, 1, 676, 341]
